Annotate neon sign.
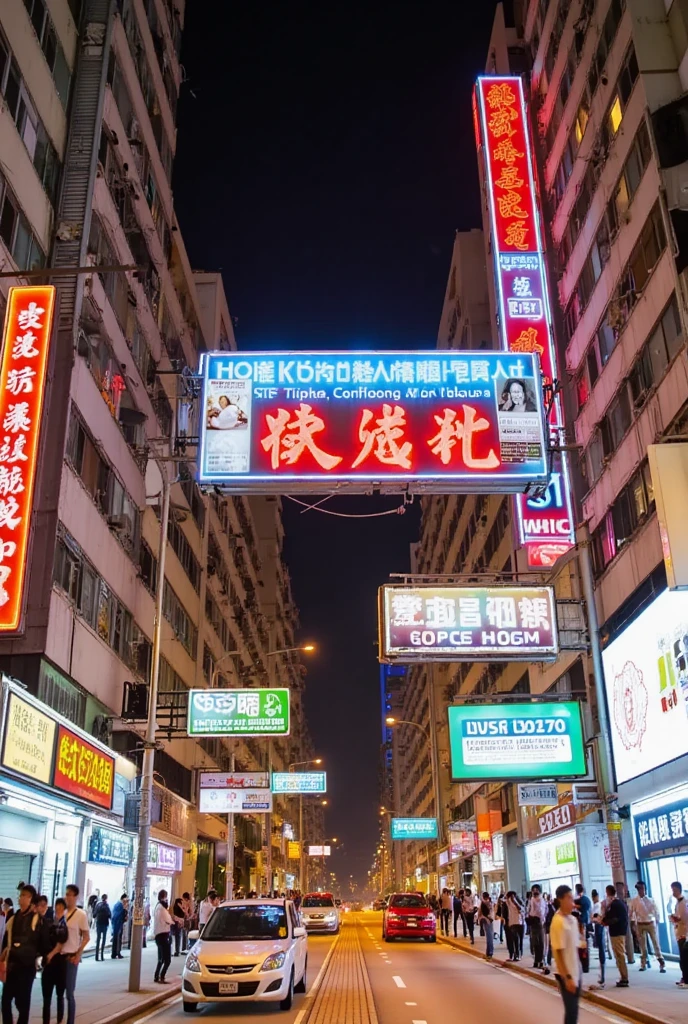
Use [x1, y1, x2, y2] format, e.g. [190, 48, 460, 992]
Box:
[0, 286, 56, 631]
[475, 77, 575, 565]
[198, 350, 548, 494]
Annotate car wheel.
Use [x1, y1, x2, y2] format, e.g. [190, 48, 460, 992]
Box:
[295, 958, 307, 994]
[385, 934, 393, 943]
[428, 934, 437, 943]
[280, 969, 294, 1011]
[182, 1003, 198, 1013]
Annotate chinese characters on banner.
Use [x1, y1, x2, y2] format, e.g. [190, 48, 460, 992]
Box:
[187, 688, 291, 736]
[1, 690, 56, 784]
[0, 287, 56, 631]
[634, 795, 688, 858]
[379, 584, 558, 661]
[390, 818, 439, 840]
[475, 78, 575, 566]
[199, 351, 548, 494]
[52, 724, 114, 809]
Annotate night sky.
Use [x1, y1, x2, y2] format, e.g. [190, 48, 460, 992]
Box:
[174, 0, 501, 885]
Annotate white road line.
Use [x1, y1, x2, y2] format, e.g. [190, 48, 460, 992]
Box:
[490, 967, 635, 1022]
[127, 995, 181, 1024]
[404, 1002, 417, 1006]
[392, 976, 406, 988]
[411, 1020, 428, 1024]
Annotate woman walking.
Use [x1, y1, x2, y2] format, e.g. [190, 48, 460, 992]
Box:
[506, 891, 525, 961]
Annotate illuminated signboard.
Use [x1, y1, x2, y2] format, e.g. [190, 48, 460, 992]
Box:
[308, 845, 331, 856]
[198, 351, 548, 494]
[53, 724, 115, 810]
[379, 584, 558, 662]
[448, 702, 586, 782]
[198, 771, 273, 813]
[187, 688, 290, 736]
[288, 841, 301, 859]
[390, 818, 438, 840]
[1, 690, 56, 784]
[475, 77, 575, 565]
[0, 286, 56, 631]
[271, 771, 327, 794]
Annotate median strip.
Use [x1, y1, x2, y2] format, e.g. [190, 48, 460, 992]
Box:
[297, 921, 379, 1024]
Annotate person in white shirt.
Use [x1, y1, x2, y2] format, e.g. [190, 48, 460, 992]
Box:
[198, 890, 219, 929]
[153, 891, 174, 984]
[526, 884, 547, 969]
[61, 885, 90, 1024]
[550, 884, 582, 1024]
[630, 881, 665, 972]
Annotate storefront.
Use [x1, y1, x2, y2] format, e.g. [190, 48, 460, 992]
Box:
[632, 783, 688, 957]
[147, 839, 183, 902]
[480, 833, 506, 897]
[524, 823, 611, 897]
[85, 825, 134, 904]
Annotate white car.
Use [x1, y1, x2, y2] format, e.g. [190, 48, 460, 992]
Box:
[300, 892, 340, 933]
[182, 898, 307, 1012]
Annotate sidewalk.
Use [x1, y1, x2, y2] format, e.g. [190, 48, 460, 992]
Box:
[23, 945, 183, 1024]
[438, 925, 686, 1024]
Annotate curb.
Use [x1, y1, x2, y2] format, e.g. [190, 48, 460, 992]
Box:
[94, 981, 182, 1024]
[437, 936, 674, 1024]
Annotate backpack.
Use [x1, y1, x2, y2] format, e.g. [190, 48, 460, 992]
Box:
[51, 916, 69, 947]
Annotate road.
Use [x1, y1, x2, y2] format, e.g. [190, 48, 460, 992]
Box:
[356, 912, 637, 1024]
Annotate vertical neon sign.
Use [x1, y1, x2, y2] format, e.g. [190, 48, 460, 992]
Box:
[475, 76, 575, 567]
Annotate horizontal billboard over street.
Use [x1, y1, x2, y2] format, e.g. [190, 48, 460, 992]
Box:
[187, 689, 290, 736]
[200, 771, 270, 789]
[391, 817, 438, 840]
[198, 786, 273, 813]
[448, 702, 586, 781]
[308, 845, 331, 856]
[198, 350, 548, 493]
[272, 771, 327, 793]
[379, 584, 558, 661]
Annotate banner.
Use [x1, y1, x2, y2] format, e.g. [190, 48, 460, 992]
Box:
[198, 350, 548, 494]
[187, 688, 290, 736]
[272, 771, 327, 793]
[390, 817, 438, 840]
[198, 787, 273, 813]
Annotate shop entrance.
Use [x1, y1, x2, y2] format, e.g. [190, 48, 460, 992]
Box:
[643, 852, 688, 956]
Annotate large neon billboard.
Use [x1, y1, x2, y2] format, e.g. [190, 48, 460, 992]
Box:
[475, 77, 575, 567]
[0, 286, 56, 632]
[198, 350, 548, 494]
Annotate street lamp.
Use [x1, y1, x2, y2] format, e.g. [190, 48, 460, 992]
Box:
[289, 757, 324, 891]
[211, 643, 315, 688]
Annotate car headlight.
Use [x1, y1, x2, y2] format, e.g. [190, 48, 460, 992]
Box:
[185, 953, 201, 973]
[324, 912, 336, 921]
[261, 951, 287, 972]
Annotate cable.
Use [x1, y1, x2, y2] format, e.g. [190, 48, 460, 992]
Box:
[284, 495, 407, 518]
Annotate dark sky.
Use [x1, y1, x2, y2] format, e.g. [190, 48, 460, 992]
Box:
[174, 0, 500, 885]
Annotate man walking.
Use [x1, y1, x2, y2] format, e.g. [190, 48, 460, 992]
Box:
[550, 884, 582, 1024]
[41, 897, 68, 1024]
[602, 884, 629, 987]
[527, 884, 547, 968]
[93, 895, 111, 961]
[630, 881, 665, 973]
[110, 895, 128, 959]
[452, 889, 463, 939]
[439, 889, 452, 937]
[0, 884, 45, 1024]
[462, 888, 476, 944]
[479, 893, 494, 959]
[153, 891, 173, 984]
[669, 881, 688, 988]
[61, 885, 89, 1024]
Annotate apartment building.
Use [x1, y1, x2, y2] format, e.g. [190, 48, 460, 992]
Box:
[0, 0, 314, 903]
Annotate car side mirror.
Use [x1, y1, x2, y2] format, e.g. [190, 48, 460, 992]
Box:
[187, 930, 200, 941]
[293, 926, 307, 938]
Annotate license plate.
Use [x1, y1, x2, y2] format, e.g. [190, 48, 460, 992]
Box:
[219, 981, 239, 994]
[407, 921, 417, 927]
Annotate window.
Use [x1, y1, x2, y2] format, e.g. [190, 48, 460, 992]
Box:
[0, 169, 45, 270]
[591, 460, 655, 576]
[162, 582, 198, 656]
[21, 0, 71, 108]
[167, 515, 201, 592]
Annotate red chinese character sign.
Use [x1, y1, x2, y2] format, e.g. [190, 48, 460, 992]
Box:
[199, 351, 548, 494]
[0, 286, 56, 632]
[52, 724, 114, 810]
[475, 77, 575, 565]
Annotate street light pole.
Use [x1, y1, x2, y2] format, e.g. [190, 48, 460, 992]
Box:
[288, 758, 322, 893]
[129, 470, 170, 993]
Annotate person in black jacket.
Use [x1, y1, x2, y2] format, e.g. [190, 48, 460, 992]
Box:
[41, 898, 68, 1024]
[0, 885, 50, 1024]
[602, 884, 629, 987]
[93, 896, 112, 961]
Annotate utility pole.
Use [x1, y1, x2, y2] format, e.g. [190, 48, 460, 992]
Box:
[129, 468, 170, 992]
[428, 664, 443, 877]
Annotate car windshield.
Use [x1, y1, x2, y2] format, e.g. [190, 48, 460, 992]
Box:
[201, 905, 288, 941]
[302, 897, 334, 908]
[390, 895, 426, 908]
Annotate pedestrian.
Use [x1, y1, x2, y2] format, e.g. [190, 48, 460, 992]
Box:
[143, 898, 151, 949]
[452, 890, 463, 939]
[590, 890, 606, 988]
[461, 889, 476, 944]
[629, 881, 665, 973]
[506, 891, 525, 961]
[551, 884, 582, 1024]
[602, 883, 629, 987]
[172, 898, 185, 955]
[198, 889, 218, 929]
[574, 884, 591, 929]
[439, 889, 452, 937]
[0, 885, 48, 1024]
[180, 892, 192, 952]
[479, 893, 494, 959]
[669, 880, 688, 988]
[110, 895, 127, 959]
[527, 884, 547, 968]
[543, 895, 557, 974]
[62, 884, 89, 1024]
[153, 890, 173, 984]
[93, 895, 111, 961]
[41, 897, 68, 1024]
[86, 895, 98, 929]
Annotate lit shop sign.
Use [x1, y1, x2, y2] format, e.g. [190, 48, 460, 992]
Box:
[272, 771, 327, 794]
[601, 589, 688, 785]
[379, 584, 558, 662]
[481, 832, 505, 873]
[447, 701, 586, 782]
[198, 350, 548, 494]
[200, 771, 270, 789]
[518, 783, 558, 806]
[633, 790, 688, 858]
[147, 841, 181, 873]
[537, 801, 576, 838]
[88, 826, 134, 866]
[475, 77, 575, 566]
[0, 688, 114, 809]
[308, 846, 331, 857]
[526, 829, 579, 883]
[390, 818, 438, 840]
[187, 688, 290, 736]
[0, 287, 56, 632]
[198, 769, 273, 813]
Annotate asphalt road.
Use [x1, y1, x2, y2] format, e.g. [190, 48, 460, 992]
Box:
[356, 912, 638, 1024]
[128, 932, 337, 1024]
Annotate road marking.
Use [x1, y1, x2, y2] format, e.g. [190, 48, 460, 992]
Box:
[411, 1020, 427, 1024]
[292, 933, 341, 1024]
[485, 965, 636, 1023]
[405, 1002, 417, 1006]
[392, 975, 406, 988]
[127, 996, 181, 1024]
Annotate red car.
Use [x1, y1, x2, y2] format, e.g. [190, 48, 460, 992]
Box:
[382, 892, 436, 942]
